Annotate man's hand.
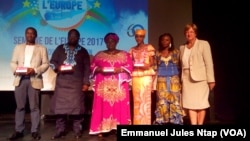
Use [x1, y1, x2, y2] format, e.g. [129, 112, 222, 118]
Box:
[82, 85, 89, 91]
[27, 68, 35, 75]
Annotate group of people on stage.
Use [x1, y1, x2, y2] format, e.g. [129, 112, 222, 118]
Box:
[8, 23, 215, 140]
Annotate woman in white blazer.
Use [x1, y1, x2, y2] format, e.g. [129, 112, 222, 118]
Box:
[179, 23, 215, 125]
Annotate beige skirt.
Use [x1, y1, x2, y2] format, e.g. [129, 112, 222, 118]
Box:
[182, 69, 210, 109]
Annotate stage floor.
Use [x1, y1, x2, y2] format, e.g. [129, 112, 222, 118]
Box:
[0, 111, 227, 141]
[0, 114, 116, 141]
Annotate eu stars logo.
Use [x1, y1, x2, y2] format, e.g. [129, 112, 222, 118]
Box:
[39, 0, 87, 29]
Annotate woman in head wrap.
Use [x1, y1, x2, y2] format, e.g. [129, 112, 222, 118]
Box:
[129, 29, 156, 125]
[89, 32, 133, 136]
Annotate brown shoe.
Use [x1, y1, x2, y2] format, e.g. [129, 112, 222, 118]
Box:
[8, 131, 24, 140]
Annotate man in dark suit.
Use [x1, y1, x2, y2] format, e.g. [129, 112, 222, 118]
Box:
[9, 27, 49, 140]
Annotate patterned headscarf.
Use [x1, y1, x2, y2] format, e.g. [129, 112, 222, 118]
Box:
[104, 32, 119, 43]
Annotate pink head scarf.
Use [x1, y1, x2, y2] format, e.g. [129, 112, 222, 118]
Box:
[104, 32, 119, 43]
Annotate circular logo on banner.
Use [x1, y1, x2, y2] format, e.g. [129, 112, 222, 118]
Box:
[39, 0, 87, 30]
[127, 24, 144, 37]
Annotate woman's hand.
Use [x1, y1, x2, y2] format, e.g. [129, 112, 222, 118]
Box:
[114, 67, 124, 73]
[96, 67, 103, 73]
[208, 82, 215, 91]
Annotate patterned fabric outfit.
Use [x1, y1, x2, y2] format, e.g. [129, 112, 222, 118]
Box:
[154, 49, 185, 125]
[89, 50, 133, 135]
[50, 44, 90, 133]
[129, 44, 156, 125]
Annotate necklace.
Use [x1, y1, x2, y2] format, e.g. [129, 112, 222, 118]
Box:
[161, 55, 171, 65]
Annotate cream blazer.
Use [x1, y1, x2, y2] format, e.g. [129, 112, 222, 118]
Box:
[179, 39, 215, 82]
[10, 43, 49, 89]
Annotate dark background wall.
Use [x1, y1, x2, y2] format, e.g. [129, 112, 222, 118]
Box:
[1, 0, 249, 124]
[191, 0, 249, 124]
[148, 0, 192, 48]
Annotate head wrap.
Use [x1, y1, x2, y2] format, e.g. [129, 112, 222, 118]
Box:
[104, 33, 119, 43]
[135, 29, 146, 36]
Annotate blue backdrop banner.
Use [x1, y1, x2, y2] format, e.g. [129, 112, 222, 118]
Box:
[0, 0, 148, 90]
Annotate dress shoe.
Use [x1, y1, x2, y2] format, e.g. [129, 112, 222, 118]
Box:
[51, 131, 66, 140]
[75, 132, 82, 139]
[8, 131, 24, 140]
[31, 132, 41, 140]
[112, 130, 117, 135]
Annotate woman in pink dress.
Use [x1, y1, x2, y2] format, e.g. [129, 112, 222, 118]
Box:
[89, 33, 133, 136]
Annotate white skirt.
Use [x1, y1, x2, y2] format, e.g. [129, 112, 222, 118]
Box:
[181, 69, 210, 109]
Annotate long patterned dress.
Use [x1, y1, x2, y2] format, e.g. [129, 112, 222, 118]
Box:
[129, 44, 156, 125]
[89, 50, 133, 135]
[154, 49, 185, 125]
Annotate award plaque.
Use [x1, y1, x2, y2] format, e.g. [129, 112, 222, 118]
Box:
[60, 65, 73, 72]
[134, 63, 144, 67]
[15, 67, 28, 74]
[103, 67, 114, 72]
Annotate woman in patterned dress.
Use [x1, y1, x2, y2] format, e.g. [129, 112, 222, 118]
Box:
[129, 29, 156, 125]
[154, 33, 185, 125]
[89, 33, 133, 136]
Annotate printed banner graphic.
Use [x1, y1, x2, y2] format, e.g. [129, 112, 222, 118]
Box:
[0, 0, 148, 90]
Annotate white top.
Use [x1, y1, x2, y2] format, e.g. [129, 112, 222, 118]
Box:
[24, 45, 35, 67]
[182, 46, 192, 69]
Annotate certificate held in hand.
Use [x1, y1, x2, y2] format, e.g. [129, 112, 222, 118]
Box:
[60, 64, 73, 72]
[103, 67, 114, 72]
[15, 67, 28, 75]
[134, 62, 144, 67]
